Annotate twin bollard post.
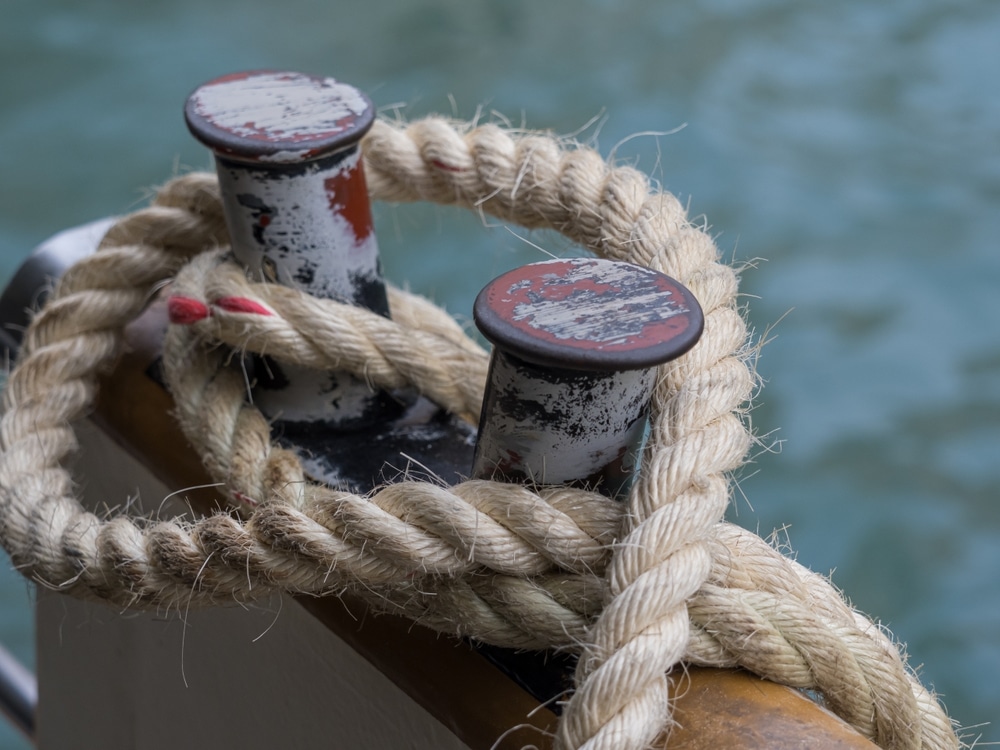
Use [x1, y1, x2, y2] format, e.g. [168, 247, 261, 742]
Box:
[183, 71, 708, 708]
[1, 71, 707, 707]
[182, 72, 705, 501]
[183, 70, 475, 490]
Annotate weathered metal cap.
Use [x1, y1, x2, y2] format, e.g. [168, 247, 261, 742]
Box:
[184, 70, 375, 164]
[473, 257, 704, 371]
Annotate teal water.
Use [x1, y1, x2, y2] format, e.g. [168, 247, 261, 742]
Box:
[2, 1, 998, 747]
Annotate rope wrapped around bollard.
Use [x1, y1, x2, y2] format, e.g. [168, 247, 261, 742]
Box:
[0, 117, 959, 750]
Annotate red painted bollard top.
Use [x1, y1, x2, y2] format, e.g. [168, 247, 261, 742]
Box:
[472, 257, 703, 498]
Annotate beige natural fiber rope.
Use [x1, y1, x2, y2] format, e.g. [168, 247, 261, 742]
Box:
[0, 118, 958, 750]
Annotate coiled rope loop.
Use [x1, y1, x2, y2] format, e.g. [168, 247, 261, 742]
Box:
[0, 117, 957, 750]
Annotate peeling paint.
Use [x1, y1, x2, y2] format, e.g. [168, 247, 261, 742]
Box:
[478, 258, 700, 366]
[188, 71, 369, 155]
[473, 351, 652, 495]
[216, 148, 385, 312]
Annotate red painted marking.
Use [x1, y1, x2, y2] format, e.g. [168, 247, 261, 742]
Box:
[430, 159, 465, 173]
[215, 297, 273, 316]
[231, 491, 258, 508]
[223, 117, 360, 145]
[485, 259, 692, 353]
[211, 71, 256, 84]
[324, 164, 373, 243]
[496, 449, 524, 475]
[167, 296, 211, 324]
[258, 214, 271, 228]
[202, 106, 359, 145]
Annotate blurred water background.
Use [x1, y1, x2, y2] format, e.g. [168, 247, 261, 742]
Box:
[1, 0, 998, 746]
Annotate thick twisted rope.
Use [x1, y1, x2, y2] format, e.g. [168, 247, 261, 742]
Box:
[0, 118, 957, 749]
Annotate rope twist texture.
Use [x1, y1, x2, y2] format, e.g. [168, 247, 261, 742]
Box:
[0, 117, 957, 750]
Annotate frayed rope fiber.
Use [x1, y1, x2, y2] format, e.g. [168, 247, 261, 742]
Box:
[0, 117, 958, 750]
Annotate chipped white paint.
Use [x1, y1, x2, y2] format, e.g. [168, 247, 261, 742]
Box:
[258, 149, 317, 163]
[510, 260, 688, 346]
[216, 145, 384, 425]
[190, 72, 368, 153]
[185, 72, 388, 428]
[218, 147, 380, 303]
[473, 351, 653, 491]
[472, 257, 702, 496]
[253, 365, 378, 426]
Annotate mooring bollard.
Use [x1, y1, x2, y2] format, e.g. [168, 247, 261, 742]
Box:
[184, 70, 396, 426]
[472, 257, 704, 499]
[184, 70, 475, 489]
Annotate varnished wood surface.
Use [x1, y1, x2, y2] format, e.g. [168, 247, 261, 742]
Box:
[667, 669, 876, 749]
[89, 298, 876, 749]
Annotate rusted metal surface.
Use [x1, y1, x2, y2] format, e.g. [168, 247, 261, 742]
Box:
[184, 71, 375, 162]
[472, 258, 703, 498]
